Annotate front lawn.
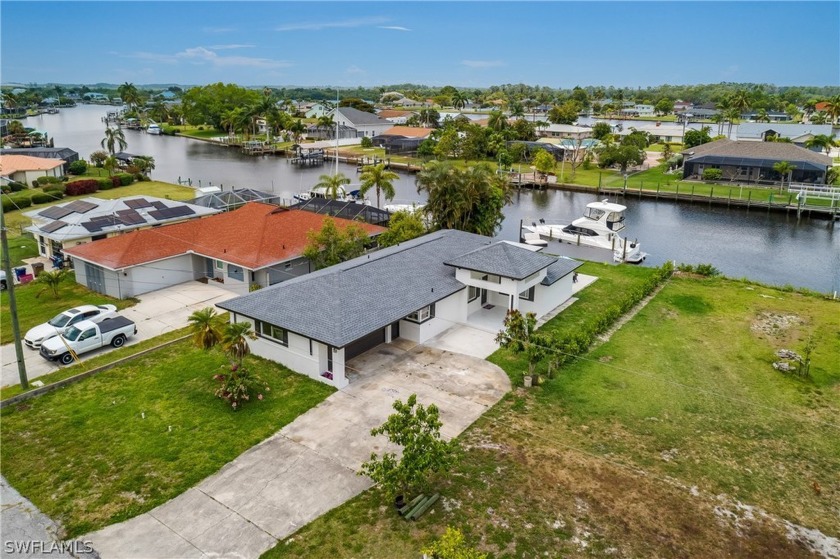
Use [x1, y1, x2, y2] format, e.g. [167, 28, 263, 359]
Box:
[262, 274, 839, 558]
[0, 273, 136, 345]
[0, 342, 334, 537]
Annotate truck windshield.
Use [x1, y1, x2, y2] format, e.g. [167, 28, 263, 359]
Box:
[48, 313, 72, 327]
[63, 326, 83, 341]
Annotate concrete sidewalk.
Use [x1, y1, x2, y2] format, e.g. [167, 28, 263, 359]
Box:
[1, 282, 235, 387]
[84, 343, 511, 558]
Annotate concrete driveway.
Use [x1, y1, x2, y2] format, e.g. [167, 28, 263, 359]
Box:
[84, 341, 511, 559]
[1, 282, 236, 387]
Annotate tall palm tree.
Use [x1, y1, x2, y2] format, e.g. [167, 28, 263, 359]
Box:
[755, 108, 770, 123]
[359, 163, 399, 208]
[317, 114, 335, 138]
[133, 155, 156, 176]
[822, 95, 840, 124]
[452, 90, 467, 110]
[101, 126, 127, 155]
[729, 89, 752, 115]
[288, 119, 306, 145]
[772, 161, 796, 193]
[222, 322, 256, 366]
[488, 110, 508, 132]
[188, 307, 223, 350]
[315, 172, 351, 200]
[103, 155, 119, 177]
[804, 134, 837, 155]
[118, 82, 141, 110]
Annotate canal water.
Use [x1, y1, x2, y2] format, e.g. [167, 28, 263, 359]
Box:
[29, 105, 840, 294]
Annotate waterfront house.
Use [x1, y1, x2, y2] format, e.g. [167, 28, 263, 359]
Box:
[372, 126, 434, 154]
[63, 203, 384, 298]
[1, 147, 80, 166]
[735, 123, 836, 146]
[376, 109, 414, 124]
[681, 139, 832, 184]
[26, 196, 220, 262]
[536, 124, 593, 141]
[0, 154, 65, 186]
[331, 107, 393, 138]
[217, 229, 582, 388]
[304, 103, 330, 119]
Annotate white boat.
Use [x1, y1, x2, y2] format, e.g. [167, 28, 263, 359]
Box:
[522, 199, 647, 263]
[294, 185, 370, 205]
[146, 122, 161, 135]
[383, 202, 425, 214]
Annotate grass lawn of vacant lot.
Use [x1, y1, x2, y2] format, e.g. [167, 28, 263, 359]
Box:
[0, 274, 136, 345]
[0, 341, 334, 537]
[263, 273, 839, 559]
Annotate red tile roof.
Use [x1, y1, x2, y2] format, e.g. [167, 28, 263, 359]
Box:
[381, 126, 434, 138]
[377, 110, 413, 119]
[64, 202, 385, 270]
[0, 154, 65, 174]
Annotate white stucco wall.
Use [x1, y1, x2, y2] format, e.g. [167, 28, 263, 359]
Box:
[399, 290, 464, 344]
[520, 275, 575, 318]
[122, 254, 197, 297]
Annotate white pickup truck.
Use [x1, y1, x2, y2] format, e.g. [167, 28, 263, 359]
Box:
[39, 316, 137, 365]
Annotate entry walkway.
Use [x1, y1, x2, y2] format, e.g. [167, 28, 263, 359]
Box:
[84, 344, 510, 558]
[1, 282, 235, 387]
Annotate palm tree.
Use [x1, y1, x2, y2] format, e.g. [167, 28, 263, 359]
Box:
[772, 161, 796, 193]
[810, 112, 828, 125]
[754, 108, 770, 123]
[822, 95, 840, 124]
[103, 155, 119, 177]
[133, 155, 156, 176]
[359, 163, 399, 208]
[118, 82, 141, 110]
[288, 119, 306, 145]
[34, 269, 68, 299]
[804, 134, 837, 155]
[729, 89, 752, 115]
[315, 172, 351, 200]
[188, 307, 223, 350]
[222, 322, 256, 366]
[451, 90, 467, 110]
[488, 110, 508, 132]
[101, 126, 127, 155]
[317, 114, 335, 139]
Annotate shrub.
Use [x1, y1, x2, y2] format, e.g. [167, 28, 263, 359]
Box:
[360, 136, 373, 148]
[65, 180, 99, 196]
[695, 263, 721, 277]
[31, 192, 60, 204]
[116, 173, 134, 186]
[702, 168, 723, 181]
[7, 181, 27, 192]
[42, 183, 66, 195]
[89, 150, 108, 167]
[35, 176, 62, 186]
[97, 178, 117, 190]
[2, 195, 32, 212]
[67, 160, 88, 175]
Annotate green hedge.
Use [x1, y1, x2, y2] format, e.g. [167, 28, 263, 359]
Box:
[31, 192, 62, 204]
[2, 195, 32, 213]
[116, 173, 134, 186]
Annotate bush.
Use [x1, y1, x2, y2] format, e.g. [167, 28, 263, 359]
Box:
[360, 136, 373, 148]
[116, 173, 134, 186]
[97, 178, 117, 190]
[42, 183, 66, 195]
[7, 181, 27, 192]
[2, 195, 32, 212]
[695, 263, 721, 277]
[67, 160, 88, 175]
[90, 150, 109, 167]
[35, 176, 62, 186]
[65, 180, 99, 196]
[31, 191, 61, 204]
[702, 168, 723, 181]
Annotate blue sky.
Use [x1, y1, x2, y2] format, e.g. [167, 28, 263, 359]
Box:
[2, 1, 838, 88]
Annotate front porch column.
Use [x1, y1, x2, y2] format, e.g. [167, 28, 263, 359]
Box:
[332, 348, 348, 389]
[509, 293, 519, 311]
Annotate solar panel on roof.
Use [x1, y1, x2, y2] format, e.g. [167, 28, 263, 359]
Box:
[81, 221, 104, 233]
[64, 200, 97, 214]
[41, 220, 68, 234]
[118, 210, 146, 226]
[125, 198, 153, 209]
[166, 206, 196, 218]
[38, 206, 74, 220]
[150, 201, 167, 210]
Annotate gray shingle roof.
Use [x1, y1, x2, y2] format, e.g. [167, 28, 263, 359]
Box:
[335, 107, 389, 126]
[736, 123, 835, 141]
[682, 139, 831, 167]
[541, 258, 583, 286]
[218, 230, 579, 348]
[444, 242, 557, 280]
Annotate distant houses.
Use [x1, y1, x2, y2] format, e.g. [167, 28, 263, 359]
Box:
[0, 154, 65, 185]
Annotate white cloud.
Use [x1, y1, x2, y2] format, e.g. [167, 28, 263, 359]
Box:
[276, 16, 388, 31]
[461, 60, 505, 68]
[127, 47, 292, 70]
[378, 26, 411, 32]
[207, 44, 256, 50]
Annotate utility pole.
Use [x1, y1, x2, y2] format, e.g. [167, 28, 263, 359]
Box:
[0, 205, 29, 389]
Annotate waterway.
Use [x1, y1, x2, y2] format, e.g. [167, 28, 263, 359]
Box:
[26, 105, 840, 294]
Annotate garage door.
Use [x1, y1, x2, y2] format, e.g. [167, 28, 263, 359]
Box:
[344, 328, 386, 360]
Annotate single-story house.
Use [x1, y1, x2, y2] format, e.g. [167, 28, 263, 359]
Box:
[376, 110, 414, 124]
[25, 196, 220, 261]
[681, 139, 832, 184]
[63, 203, 385, 298]
[536, 124, 593, 141]
[304, 103, 330, 119]
[735, 123, 836, 147]
[331, 107, 393, 138]
[372, 126, 435, 154]
[1, 147, 80, 166]
[620, 104, 655, 117]
[217, 229, 583, 388]
[0, 154, 65, 185]
[83, 92, 109, 103]
[618, 123, 685, 144]
[741, 111, 790, 122]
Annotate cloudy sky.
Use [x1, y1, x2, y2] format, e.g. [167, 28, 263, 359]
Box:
[2, 1, 838, 87]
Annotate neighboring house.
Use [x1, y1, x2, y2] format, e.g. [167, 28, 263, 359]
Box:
[681, 139, 832, 184]
[63, 203, 385, 299]
[25, 196, 220, 261]
[331, 107, 393, 138]
[83, 92, 109, 103]
[735, 123, 836, 147]
[217, 229, 583, 389]
[536, 124, 593, 141]
[376, 109, 414, 124]
[156, 91, 178, 100]
[741, 111, 789, 122]
[0, 154, 65, 185]
[391, 97, 427, 108]
[617, 123, 685, 144]
[304, 103, 330, 119]
[0, 147, 80, 166]
[620, 104, 655, 117]
[683, 107, 720, 119]
[372, 126, 435, 154]
[673, 101, 693, 113]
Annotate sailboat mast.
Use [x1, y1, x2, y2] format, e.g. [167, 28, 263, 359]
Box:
[335, 89, 339, 176]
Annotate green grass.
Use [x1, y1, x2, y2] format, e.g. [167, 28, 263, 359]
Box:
[261, 273, 840, 559]
[0, 342, 334, 537]
[0, 273, 136, 345]
[1, 181, 197, 238]
[1, 234, 39, 266]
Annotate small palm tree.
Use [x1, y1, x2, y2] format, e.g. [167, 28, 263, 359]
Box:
[133, 155, 156, 177]
[804, 134, 837, 155]
[359, 163, 399, 208]
[188, 307, 223, 350]
[103, 156, 118, 177]
[315, 172, 351, 200]
[773, 161, 796, 193]
[34, 269, 68, 299]
[101, 126, 127, 155]
[222, 321, 257, 366]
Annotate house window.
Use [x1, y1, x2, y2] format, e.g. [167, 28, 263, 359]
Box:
[215, 260, 224, 270]
[468, 286, 480, 302]
[227, 265, 244, 282]
[406, 304, 435, 324]
[519, 286, 535, 301]
[256, 320, 288, 346]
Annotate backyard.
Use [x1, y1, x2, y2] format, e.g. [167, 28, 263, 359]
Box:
[0, 342, 334, 537]
[262, 271, 840, 558]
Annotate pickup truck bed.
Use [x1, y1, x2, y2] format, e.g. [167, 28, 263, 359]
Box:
[98, 315, 135, 334]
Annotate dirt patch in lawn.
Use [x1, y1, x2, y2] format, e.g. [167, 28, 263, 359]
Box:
[750, 312, 805, 339]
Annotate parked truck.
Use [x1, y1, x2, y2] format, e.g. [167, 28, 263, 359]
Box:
[39, 316, 137, 365]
